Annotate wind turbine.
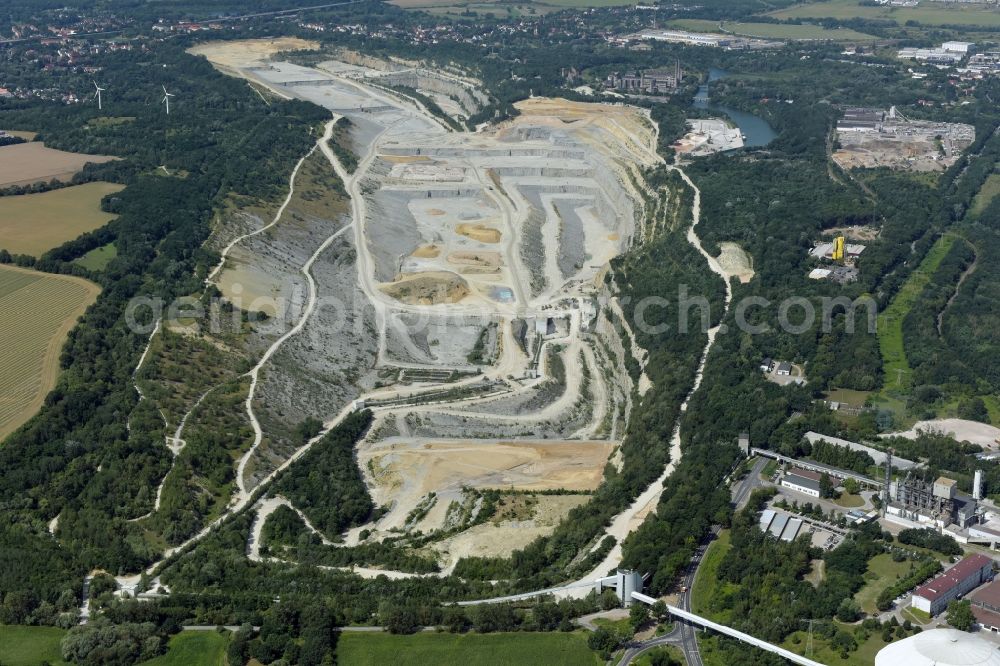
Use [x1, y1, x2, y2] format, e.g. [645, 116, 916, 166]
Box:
[93, 81, 105, 111]
[161, 85, 174, 115]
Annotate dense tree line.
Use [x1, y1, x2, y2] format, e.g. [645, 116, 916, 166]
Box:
[806, 440, 875, 475]
[897, 528, 962, 556]
[271, 410, 374, 538]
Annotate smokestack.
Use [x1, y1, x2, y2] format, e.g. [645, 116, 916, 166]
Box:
[974, 469, 984, 501]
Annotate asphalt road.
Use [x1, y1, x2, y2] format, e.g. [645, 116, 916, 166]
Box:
[617, 457, 768, 666]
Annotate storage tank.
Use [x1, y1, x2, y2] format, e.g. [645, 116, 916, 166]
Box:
[875, 628, 1000, 666]
[618, 570, 643, 606]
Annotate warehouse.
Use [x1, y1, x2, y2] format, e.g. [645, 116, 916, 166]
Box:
[781, 468, 822, 498]
[912, 553, 994, 616]
[970, 577, 1000, 632]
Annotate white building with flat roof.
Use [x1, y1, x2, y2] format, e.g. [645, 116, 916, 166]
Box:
[943, 41, 975, 53]
[782, 468, 822, 498]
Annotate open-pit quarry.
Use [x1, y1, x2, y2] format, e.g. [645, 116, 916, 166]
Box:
[153, 40, 667, 582]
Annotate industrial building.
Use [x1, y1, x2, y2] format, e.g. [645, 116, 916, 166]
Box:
[606, 63, 682, 94]
[809, 240, 866, 261]
[911, 553, 994, 616]
[837, 107, 885, 133]
[885, 473, 978, 528]
[970, 577, 1000, 632]
[897, 42, 970, 64]
[781, 468, 822, 498]
[633, 29, 730, 47]
[627, 29, 783, 51]
[759, 509, 805, 542]
[807, 265, 859, 284]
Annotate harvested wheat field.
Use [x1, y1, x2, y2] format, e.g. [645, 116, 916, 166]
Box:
[0, 142, 117, 188]
[0, 264, 100, 440]
[0, 182, 124, 256]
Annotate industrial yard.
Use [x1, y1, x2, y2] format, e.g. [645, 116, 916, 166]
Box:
[674, 118, 744, 156]
[833, 107, 975, 171]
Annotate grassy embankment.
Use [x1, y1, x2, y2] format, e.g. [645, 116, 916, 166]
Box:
[141, 631, 229, 665]
[0, 627, 228, 666]
[336, 631, 602, 665]
[690, 529, 732, 620]
[876, 233, 957, 391]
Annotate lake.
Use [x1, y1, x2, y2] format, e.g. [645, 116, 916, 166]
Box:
[693, 68, 777, 148]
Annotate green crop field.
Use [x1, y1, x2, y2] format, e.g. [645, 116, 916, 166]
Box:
[0, 181, 124, 256]
[769, 0, 1000, 28]
[75, 243, 118, 271]
[0, 625, 68, 665]
[140, 631, 229, 666]
[0, 264, 100, 440]
[877, 234, 956, 390]
[336, 631, 602, 665]
[669, 18, 877, 40]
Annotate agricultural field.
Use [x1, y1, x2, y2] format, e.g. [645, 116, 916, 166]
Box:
[0, 181, 124, 256]
[0, 142, 116, 187]
[74, 243, 118, 271]
[0, 264, 100, 440]
[140, 631, 229, 666]
[876, 234, 956, 390]
[669, 18, 877, 41]
[767, 0, 1000, 28]
[0, 625, 68, 666]
[336, 631, 602, 665]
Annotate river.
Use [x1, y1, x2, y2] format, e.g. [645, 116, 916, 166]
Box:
[693, 67, 776, 148]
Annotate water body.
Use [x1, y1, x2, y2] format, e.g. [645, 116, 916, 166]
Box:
[693, 68, 777, 148]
